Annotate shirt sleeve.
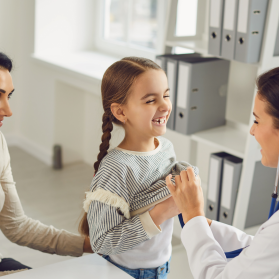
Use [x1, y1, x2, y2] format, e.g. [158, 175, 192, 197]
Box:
[171, 161, 199, 177]
[0, 133, 84, 257]
[88, 200, 161, 255]
[181, 216, 279, 279]
[210, 220, 253, 251]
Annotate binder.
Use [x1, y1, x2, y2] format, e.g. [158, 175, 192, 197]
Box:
[245, 161, 277, 228]
[174, 57, 230, 135]
[155, 53, 201, 130]
[206, 152, 232, 221]
[234, 0, 269, 64]
[208, 0, 225, 56]
[166, 58, 177, 130]
[219, 156, 243, 225]
[221, 0, 239, 59]
[155, 53, 201, 73]
[156, 55, 170, 72]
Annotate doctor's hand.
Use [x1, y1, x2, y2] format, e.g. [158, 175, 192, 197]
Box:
[166, 167, 205, 225]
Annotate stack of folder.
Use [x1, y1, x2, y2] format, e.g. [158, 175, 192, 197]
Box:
[206, 152, 243, 225]
[156, 53, 201, 130]
[208, 0, 269, 63]
[156, 54, 230, 135]
[206, 154, 278, 227]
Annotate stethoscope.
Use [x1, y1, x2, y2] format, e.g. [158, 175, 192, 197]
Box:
[178, 158, 279, 259]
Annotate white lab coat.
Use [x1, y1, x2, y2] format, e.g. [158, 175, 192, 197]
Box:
[181, 211, 279, 279]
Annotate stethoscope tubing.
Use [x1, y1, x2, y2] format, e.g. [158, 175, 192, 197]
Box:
[269, 194, 278, 219]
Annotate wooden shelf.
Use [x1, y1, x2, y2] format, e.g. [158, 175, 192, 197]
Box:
[190, 125, 247, 158]
[166, 39, 208, 55]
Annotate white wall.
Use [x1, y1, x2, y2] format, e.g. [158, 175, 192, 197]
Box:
[35, 0, 95, 55]
[0, 0, 257, 185]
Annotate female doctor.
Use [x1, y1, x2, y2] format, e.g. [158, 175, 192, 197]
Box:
[166, 67, 279, 279]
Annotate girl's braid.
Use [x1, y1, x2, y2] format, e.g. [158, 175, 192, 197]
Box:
[93, 112, 113, 173]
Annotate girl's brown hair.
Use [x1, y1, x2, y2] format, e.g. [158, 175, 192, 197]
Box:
[256, 67, 279, 129]
[79, 57, 161, 236]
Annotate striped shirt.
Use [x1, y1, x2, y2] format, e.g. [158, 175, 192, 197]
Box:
[85, 136, 198, 269]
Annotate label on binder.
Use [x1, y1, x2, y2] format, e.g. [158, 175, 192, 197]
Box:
[210, 0, 222, 28]
[177, 64, 189, 109]
[224, 0, 237, 31]
[221, 163, 234, 209]
[237, 0, 249, 33]
[167, 61, 176, 106]
[208, 158, 219, 202]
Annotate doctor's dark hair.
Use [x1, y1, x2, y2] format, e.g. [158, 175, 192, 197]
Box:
[256, 67, 279, 129]
[79, 57, 161, 236]
[0, 52, 13, 72]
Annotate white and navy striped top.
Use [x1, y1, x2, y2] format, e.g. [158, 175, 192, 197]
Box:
[85, 137, 198, 268]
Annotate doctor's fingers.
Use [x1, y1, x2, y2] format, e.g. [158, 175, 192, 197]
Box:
[175, 174, 184, 190]
[166, 174, 176, 194]
[181, 168, 199, 188]
[186, 167, 196, 182]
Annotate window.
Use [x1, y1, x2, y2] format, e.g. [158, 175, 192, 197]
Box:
[104, 0, 158, 49]
[95, 0, 167, 59]
[175, 0, 198, 37]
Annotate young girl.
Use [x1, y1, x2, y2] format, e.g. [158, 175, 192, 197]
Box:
[79, 57, 198, 279]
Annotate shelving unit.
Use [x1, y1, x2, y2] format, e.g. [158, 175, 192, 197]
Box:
[191, 124, 247, 159]
[164, 0, 279, 231]
[166, 40, 208, 55]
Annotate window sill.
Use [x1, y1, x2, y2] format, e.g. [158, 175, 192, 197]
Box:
[32, 51, 120, 92]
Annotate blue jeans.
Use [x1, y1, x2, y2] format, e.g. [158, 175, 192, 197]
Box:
[102, 255, 170, 279]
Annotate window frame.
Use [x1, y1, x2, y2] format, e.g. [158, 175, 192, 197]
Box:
[94, 0, 168, 60]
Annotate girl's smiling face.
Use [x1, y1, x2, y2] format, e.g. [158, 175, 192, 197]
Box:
[123, 69, 171, 140]
[250, 94, 279, 168]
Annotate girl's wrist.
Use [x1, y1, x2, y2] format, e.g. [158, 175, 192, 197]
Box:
[149, 207, 165, 227]
[83, 237, 93, 253]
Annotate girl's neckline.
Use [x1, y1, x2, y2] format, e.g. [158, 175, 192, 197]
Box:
[114, 137, 162, 156]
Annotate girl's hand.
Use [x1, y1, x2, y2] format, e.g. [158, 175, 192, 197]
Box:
[166, 167, 205, 224]
[149, 196, 181, 227]
[83, 236, 94, 253]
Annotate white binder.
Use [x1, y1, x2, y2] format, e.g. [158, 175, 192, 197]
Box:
[234, 0, 269, 63]
[208, 0, 225, 56]
[155, 53, 201, 73]
[206, 152, 232, 221]
[166, 59, 177, 130]
[221, 0, 239, 59]
[219, 156, 243, 225]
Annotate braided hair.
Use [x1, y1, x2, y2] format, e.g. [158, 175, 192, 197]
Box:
[79, 57, 162, 236]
